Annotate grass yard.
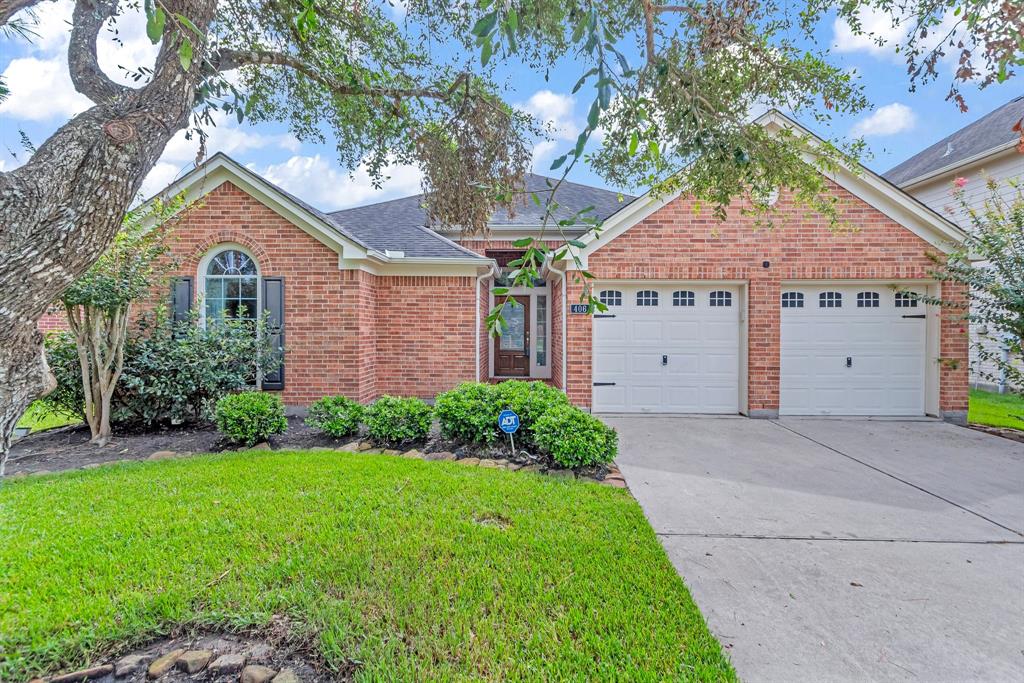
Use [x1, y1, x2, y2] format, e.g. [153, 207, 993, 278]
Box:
[15, 401, 81, 433]
[969, 389, 1024, 430]
[0, 451, 734, 681]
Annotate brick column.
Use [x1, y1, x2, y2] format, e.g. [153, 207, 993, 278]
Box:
[939, 280, 969, 423]
[747, 276, 780, 417]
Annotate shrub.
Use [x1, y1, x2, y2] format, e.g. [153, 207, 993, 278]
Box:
[39, 332, 87, 421]
[434, 382, 499, 444]
[215, 391, 288, 446]
[115, 308, 280, 427]
[365, 395, 432, 446]
[306, 395, 364, 438]
[434, 380, 570, 448]
[532, 404, 618, 468]
[492, 380, 569, 448]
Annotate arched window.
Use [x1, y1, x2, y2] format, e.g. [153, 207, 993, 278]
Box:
[709, 290, 732, 307]
[895, 292, 918, 308]
[203, 248, 259, 323]
[598, 290, 622, 307]
[857, 291, 880, 308]
[781, 292, 804, 308]
[819, 291, 842, 308]
[636, 290, 659, 306]
[672, 290, 695, 307]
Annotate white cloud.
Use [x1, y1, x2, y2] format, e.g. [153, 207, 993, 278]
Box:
[139, 161, 184, 199]
[0, 56, 92, 120]
[95, 6, 161, 87]
[257, 154, 423, 210]
[850, 102, 917, 137]
[160, 111, 300, 165]
[832, 9, 905, 60]
[518, 90, 578, 141]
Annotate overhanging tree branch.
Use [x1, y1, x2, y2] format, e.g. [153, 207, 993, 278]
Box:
[215, 48, 468, 102]
[0, 0, 44, 27]
[69, 0, 130, 104]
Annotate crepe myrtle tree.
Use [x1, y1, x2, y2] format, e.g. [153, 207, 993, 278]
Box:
[60, 197, 179, 447]
[923, 177, 1024, 393]
[0, 0, 1018, 473]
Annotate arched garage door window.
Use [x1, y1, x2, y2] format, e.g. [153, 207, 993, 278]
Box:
[203, 248, 259, 323]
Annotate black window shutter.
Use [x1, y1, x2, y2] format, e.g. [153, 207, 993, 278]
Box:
[170, 277, 193, 323]
[261, 277, 285, 391]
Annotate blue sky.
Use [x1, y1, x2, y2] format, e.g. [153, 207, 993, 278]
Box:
[1, 1, 1019, 211]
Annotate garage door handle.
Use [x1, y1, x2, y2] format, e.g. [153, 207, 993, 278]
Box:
[902, 314, 926, 319]
[662, 354, 668, 366]
[594, 314, 616, 319]
[593, 382, 616, 386]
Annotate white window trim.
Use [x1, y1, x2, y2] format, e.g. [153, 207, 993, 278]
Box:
[197, 243, 262, 328]
[489, 284, 553, 380]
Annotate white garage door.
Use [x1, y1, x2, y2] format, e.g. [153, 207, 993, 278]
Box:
[780, 284, 927, 416]
[593, 285, 741, 413]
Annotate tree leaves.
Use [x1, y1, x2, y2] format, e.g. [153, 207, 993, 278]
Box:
[145, 3, 165, 43]
[178, 39, 193, 71]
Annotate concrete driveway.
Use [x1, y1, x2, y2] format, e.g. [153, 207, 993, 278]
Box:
[606, 416, 1024, 682]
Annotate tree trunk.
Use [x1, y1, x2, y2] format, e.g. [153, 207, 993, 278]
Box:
[0, 0, 216, 475]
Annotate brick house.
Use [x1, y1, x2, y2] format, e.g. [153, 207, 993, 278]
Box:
[42, 110, 971, 422]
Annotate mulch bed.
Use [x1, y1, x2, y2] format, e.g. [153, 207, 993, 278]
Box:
[6, 417, 348, 476]
[7, 419, 616, 484]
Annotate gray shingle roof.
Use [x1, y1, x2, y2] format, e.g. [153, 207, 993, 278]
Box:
[884, 95, 1024, 186]
[328, 173, 636, 255]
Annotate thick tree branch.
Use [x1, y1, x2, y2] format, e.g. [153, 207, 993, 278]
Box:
[0, 0, 44, 27]
[215, 48, 468, 101]
[69, 0, 130, 105]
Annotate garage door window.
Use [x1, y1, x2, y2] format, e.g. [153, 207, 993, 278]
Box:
[895, 292, 918, 308]
[709, 291, 732, 307]
[636, 290, 659, 306]
[819, 291, 842, 308]
[672, 290, 695, 307]
[781, 292, 804, 308]
[598, 290, 622, 306]
[857, 291, 880, 308]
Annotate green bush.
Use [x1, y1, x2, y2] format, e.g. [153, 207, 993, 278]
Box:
[215, 392, 288, 446]
[493, 380, 569, 448]
[41, 308, 281, 429]
[434, 382, 499, 444]
[365, 395, 432, 446]
[434, 380, 569, 448]
[306, 395, 364, 438]
[39, 332, 87, 421]
[532, 404, 618, 468]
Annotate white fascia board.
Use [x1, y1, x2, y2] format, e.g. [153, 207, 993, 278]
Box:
[147, 154, 368, 259]
[342, 256, 496, 277]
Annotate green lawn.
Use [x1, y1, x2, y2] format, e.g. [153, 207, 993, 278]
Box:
[0, 451, 734, 681]
[15, 401, 81, 433]
[969, 389, 1024, 430]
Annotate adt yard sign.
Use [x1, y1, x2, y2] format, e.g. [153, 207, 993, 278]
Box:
[498, 409, 520, 434]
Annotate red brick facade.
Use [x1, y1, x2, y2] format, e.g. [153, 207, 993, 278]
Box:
[38, 176, 968, 418]
[563, 182, 969, 416]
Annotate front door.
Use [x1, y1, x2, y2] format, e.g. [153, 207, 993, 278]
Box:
[495, 296, 531, 376]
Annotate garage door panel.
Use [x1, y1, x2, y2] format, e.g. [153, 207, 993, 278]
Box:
[781, 284, 925, 416]
[593, 284, 740, 414]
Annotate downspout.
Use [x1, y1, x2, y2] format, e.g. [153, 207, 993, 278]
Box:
[557, 265, 568, 392]
[475, 263, 498, 382]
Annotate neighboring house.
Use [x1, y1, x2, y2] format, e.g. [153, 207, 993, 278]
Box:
[885, 95, 1024, 393]
[39, 110, 971, 422]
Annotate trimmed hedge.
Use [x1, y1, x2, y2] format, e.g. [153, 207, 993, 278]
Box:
[215, 391, 288, 447]
[306, 395, 363, 438]
[434, 380, 569, 448]
[532, 404, 618, 468]
[365, 396, 432, 446]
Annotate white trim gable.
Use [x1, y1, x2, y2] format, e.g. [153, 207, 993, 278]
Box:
[568, 110, 968, 268]
[152, 153, 369, 258]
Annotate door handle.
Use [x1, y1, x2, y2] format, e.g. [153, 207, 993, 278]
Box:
[662, 354, 668, 366]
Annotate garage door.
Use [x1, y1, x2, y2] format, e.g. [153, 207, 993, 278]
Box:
[780, 284, 927, 416]
[592, 285, 741, 413]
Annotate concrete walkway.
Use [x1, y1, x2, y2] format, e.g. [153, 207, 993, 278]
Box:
[606, 416, 1024, 682]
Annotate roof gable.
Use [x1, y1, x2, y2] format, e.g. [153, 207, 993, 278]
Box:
[569, 110, 967, 265]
